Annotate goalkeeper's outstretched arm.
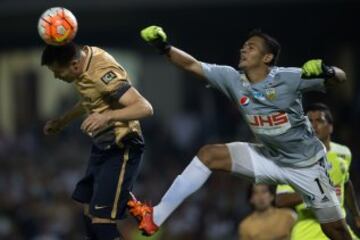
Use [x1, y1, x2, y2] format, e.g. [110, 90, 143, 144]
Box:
[165, 47, 205, 79]
[140, 25, 205, 79]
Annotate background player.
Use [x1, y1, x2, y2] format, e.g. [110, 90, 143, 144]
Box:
[42, 43, 153, 240]
[239, 183, 296, 240]
[127, 25, 350, 240]
[276, 103, 360, 239]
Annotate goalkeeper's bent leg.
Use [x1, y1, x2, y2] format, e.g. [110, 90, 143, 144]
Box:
[153, 144, 232, 226]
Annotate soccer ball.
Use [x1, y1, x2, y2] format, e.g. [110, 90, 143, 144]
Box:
[38, 7, 78, 46]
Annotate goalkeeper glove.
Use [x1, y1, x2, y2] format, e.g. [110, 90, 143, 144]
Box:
[140, 25, 171, 55]
[301, 59, 335, 79]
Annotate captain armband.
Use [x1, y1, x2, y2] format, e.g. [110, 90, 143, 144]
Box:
[107, 82, 132, 101]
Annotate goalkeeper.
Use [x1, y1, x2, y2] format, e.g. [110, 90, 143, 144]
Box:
[128, 26, 350, 240]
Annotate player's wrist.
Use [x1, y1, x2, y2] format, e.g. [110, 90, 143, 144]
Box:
[103, 111, 115, 124]
[61, 113, 76, 127]
[56, 116, 67, 128]
[150, 39, 172, 55]
[321, 63, 335, 79]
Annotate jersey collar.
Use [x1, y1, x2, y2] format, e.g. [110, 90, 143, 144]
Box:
[240, 67, 277, 87]
[78, 46, 93, 79]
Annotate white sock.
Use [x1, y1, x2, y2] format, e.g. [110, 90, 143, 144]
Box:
[153, 156, 211, 226]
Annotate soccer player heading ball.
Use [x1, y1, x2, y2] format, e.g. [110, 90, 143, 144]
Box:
[128, 26, 350, 240]
[41, 42, 153, 239]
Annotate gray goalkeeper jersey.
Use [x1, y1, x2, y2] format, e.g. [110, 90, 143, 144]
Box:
[201, 62, 326, 167]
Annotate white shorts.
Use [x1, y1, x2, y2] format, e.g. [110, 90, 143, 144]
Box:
[227, 142, 343, 223]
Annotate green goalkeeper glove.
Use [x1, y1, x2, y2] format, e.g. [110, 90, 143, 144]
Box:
[301, 59, 335, 79]
[140, 25, 171, 54]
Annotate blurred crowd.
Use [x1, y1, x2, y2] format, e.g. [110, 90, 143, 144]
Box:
[1, 75, 360, 240]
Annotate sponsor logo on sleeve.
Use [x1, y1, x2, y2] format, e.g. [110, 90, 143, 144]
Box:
[101, 71, 117, 84]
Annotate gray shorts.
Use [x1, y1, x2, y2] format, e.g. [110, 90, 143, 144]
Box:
[227, 142, 344, 223]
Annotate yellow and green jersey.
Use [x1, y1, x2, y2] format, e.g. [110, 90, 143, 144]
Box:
[277, 142, 358, 240]
[330, 141, 352, 173]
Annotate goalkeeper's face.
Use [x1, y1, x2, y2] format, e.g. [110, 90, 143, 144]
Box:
[239, 36, 274, 71]
[250, 184, 274, 212]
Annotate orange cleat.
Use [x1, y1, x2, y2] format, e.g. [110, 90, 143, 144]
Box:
[127, 192, 159, 236]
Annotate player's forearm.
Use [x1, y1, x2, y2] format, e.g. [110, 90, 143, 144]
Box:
[140, 26, 204, 78]
[276, 193, 303, 208]
[330, 67, 347, 84]
[302, 60, 346, 84]
[105, 100, 153, 122]
[345, 180, 360, 218]
[59, 101, 85, 126]
[166, 47, 205, 78]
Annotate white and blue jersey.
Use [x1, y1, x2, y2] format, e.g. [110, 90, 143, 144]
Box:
[202, 63, 327, 167]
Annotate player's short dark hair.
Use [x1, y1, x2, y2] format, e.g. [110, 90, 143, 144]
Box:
[306, 103, 334, 124]
[41, 42, 81, 67]
[247, 29, 281, 66]
[247, 183, 276, 204]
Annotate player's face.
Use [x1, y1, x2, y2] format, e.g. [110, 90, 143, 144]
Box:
[250, 184, 274, 212]
[307, 111, 333, 142]
[239, 36, 273, 70]
[48, 61, 81, 83]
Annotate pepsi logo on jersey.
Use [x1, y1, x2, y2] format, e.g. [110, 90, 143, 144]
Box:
[239, 96, 250, 106]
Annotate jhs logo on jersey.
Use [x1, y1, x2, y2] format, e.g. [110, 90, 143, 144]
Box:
[246, 112, 291, 136]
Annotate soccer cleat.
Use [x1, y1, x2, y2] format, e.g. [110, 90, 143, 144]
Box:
[127, 193, 159, 236]
[138, 209, 159, 236]
[127, 199, 146, 220]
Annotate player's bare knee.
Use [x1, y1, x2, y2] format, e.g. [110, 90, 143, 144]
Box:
[197, 144, 216, 167]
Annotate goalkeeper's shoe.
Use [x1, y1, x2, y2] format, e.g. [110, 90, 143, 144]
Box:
[127, 194, 159, 236]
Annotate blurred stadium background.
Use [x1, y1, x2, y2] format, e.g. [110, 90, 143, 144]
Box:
[0, 0, 359, 239]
